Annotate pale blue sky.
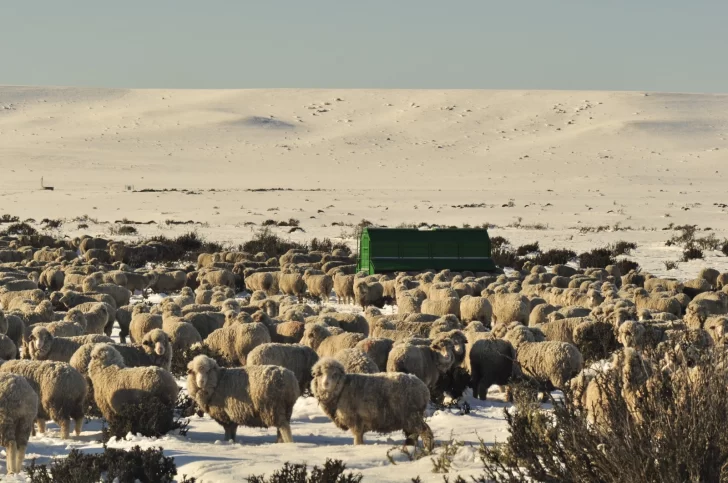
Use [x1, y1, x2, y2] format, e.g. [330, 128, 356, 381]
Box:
[1, 1, 725, 92]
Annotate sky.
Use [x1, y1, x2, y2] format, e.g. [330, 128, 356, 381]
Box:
[0, 0, 726, 93]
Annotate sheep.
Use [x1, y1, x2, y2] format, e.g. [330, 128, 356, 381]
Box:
[114, 303, 142, 344]
[355, 279, 385, 309]
[633, 288, 681, 317]
[516, 341, 583, 394]
[467, 337, 516, 400]
[150, 270, 186, 293]
[459, 295, 492, 325]
[311, 357, 433, 449]
[529, 303, 559, 326]
[41, 308, 87, 338]
[162, 313, 203, 352]
[0, 288, 44, 310]
[69, 302, 110, 334]
[203, 322, 271, 366]
[302, 324, 365, 358]
[246, 343, 319, 394]
[354, 338, 394, 372]
[303, 270, 333, 303]
[0, 334, 17, 361]
[583, 348, 652, 428]
[0, 373, 38, 474]
[198, 269, 236, 290]
[421, 297, 460, 318]
[187, 355, 299, 442]
[278, 272, 307, 302]
[0, 359, 86, 439]
[16, 300, 55, 325]
[27, 327, 112, 363]
[182, 311, 225, 339]
[87, 344, 179, 422]
[487, 293, 530, 324]
[122, 271, 157, 294]
[335, 348, 379, 374]
[333, 272, 355, 305]
[315, 312, 369, 336]
[245, 272, 275, 295]
[82, 274, 132, 307]
[386, 338, 455, 392]
[130, 310, 163, 343]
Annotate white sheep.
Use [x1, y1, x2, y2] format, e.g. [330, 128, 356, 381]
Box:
[0, 373, 38, 474]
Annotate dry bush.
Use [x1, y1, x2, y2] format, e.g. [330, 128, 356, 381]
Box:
[682, 247, 704, 261]
[610, 240, 637, 256]
[516, 242, 539, 256]
[246, 459, 362, 483]
[578, 247, 616, 269]
[532, 249, 576, 266]
[102, 397, 188, 443]
[473, 350, 728, 483]
[615, 259, 640, 274]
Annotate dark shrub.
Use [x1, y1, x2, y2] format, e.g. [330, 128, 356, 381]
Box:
[610, 240, 637, 256]
[118, 225, 138, 235]
[41, 218, 63, 229]
[262, 219, 277, 226]
[26, 446, 196, 483]
[723, 240, 728, 257]
[102, 397, 187, 443]
[77, 223, 89, 229]
[242, 227, 306, 258]
[516, 242, 539, 256]
[664, 260, 680, 271]
[475, 349, 728, 483]
[577, 247, 615, 269]
[490, 236, 510, 251]
[1, 222, 37, 236]
[309, 237, 351, 255]
[682, 247, 704, 261]
[532, 248, 576, 266]
[0, 214, 19, 223]
[492, 248, 523, 270]
[615, 259, 640, 274]
[246, 459, 362, 483]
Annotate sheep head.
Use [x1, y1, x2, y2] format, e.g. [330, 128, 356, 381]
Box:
[29, 326, 53, 359]
[303, 324, 329, 350]
[311, 357, 346, 403]
[617, 321, 645, 349]
[431, 338, 455, 372]
[187, 354, 220, 400]
[64, 309, 88, 329]
[142, 329, 171, 361]
[36, 300, 54, 319]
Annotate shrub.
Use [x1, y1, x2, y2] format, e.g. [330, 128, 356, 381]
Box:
[102, 397, 187, 443]
[0, 214, 19, 223]
[0, 222, 38, 236]
[516, 242, 539, 256]
[310, 237, 351, 255]
[723, 240, 728, 257]
[682, 246, 704, 261]
[664, 260, 680, 271]
[490, 236, 510, 251]
[666, 224, 698, 247]
[41, 218, 63, 229]
[109, 225, 138, 236]
[492, 248, 523, 270]
[610, 240, 637, 256]
[242, 227, 306, 258]
[246, 459, 363, 483]
[77, 223, 89, 229]
[577, 247, 615, 269]
[694, 233, 722, 251]
[25, 446, 197, 483]
[615, 259, 640, 275]
[474, 350, 728, 483]
[532, 248, 576, 266]
[262, 219, 277, 226]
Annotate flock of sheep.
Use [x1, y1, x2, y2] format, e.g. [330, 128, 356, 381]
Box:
[1, 234, 727, 476]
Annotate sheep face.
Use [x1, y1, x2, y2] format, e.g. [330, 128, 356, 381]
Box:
[65, 309, 87, 327]
[617, 321, 645, 349]
[37, 300, 54, 318]
[142, 329, 171, 358]
[311, 358, 345, 402]
[29, 327, 53, 359]
[430, 339, 455, 372]
[303, 325, 328, 350]
[187, 355, 220, 397]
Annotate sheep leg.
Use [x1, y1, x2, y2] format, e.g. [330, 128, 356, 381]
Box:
[15, 444, 26, 474]
[403, 431, 417, 447]
[420, 423, 435, 452]
[277, 425, 294, 443]
[74, 418, 84, 436]
[59, 420, 70, 439]
[36, 419, 46, 434]
[352, 429, 365, 445]
[223, 424, 237, 442]
[6, 442, 17, 474]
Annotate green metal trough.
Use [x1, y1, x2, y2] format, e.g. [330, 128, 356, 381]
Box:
[356, 227, 496, 275]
